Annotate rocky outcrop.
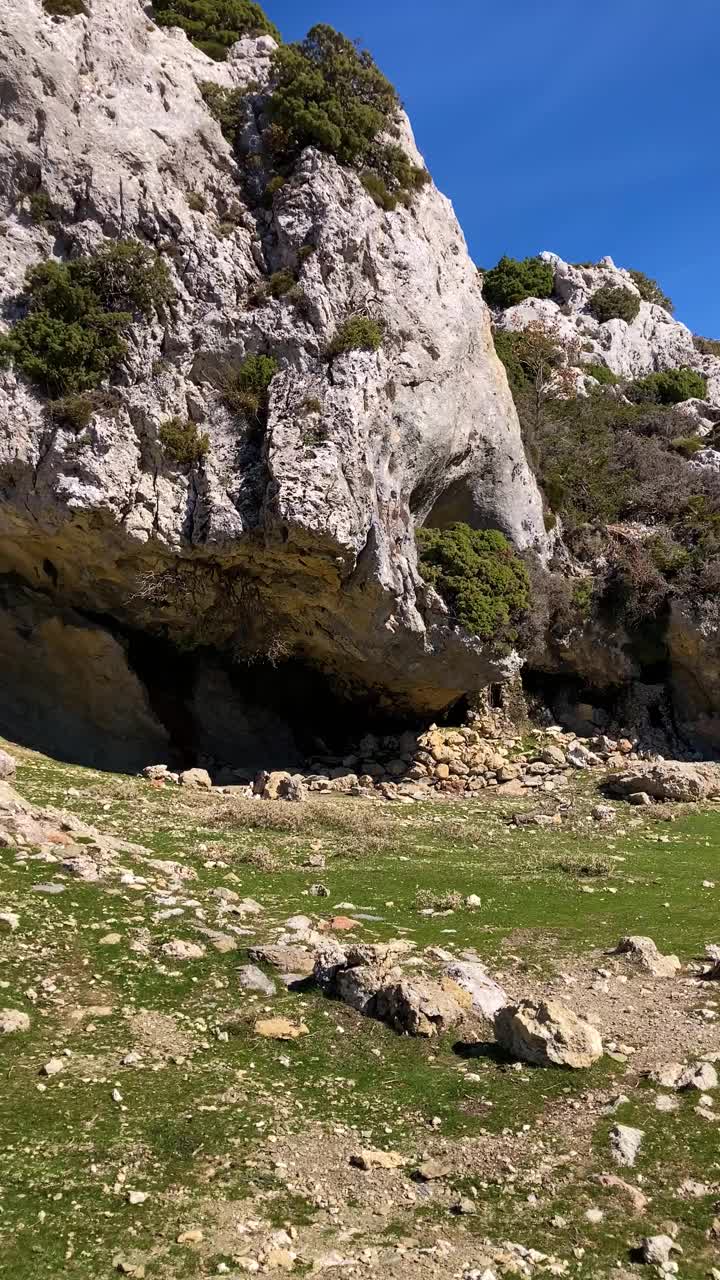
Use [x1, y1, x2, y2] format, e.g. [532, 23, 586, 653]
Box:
[496, 253, 720, 409]
[0, 0, 547, 762]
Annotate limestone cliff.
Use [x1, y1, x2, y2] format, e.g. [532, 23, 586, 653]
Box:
[0, 0, 547, 765]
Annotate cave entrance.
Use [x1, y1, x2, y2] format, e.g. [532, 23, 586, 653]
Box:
[421, 476, 499, 533]
[126, 632, 198, 769]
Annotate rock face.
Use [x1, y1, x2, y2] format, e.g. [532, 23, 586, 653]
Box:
[494, 998, 603, 1069]
[0, 0, 546, 763]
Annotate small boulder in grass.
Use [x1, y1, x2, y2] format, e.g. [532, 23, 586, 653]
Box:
[179, 768, 212, 790]
[609, 1123, 644, 1167]
[325, 916, 361, 933]
[255, 1017, 308, 1041]
[350, 1149, 406, 1171]
[0, 750, 17, 781]
[0, 1009, 30, 1034]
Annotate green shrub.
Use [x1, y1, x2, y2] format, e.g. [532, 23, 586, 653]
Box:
[670, 435, 705, 458]
[0, 241, 171, 398]
[416, 523, 530, 642]
[588, 285, 640, 324]
[152, 0, 279, 60]
[48, 394, 94, 430]
[264, 175, 286, 199]
[28, 192, 54, 225]
[268, 25, 424, 208]
[584, 362, 620, 386]
[200, 83, 246, 143]
[270, 26, 396, 166]
[328, 315, 384, 357]
[48, 389, 121, 430]
[159, 417, 210, 465]
[360, 172, 399, 211]
[187, 191, 207, 212]
[481, 256, 555, 309]
[627, 269, 673, 313]
[223, 353, 278, 419]
[571, 577, 595, 618]
[492, 325, 564, 402]
[693, 335, 720, 357]
[302, 397, 323, 414]
[42, 0, 87, 15]
[628, 367, 707, 405]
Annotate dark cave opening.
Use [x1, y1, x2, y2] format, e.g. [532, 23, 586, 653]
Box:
[123, 626, 438, 772]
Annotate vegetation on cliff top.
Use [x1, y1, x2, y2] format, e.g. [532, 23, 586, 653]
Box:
[481, 255, 555, 309]
[267, 25, 429, 209]
[151, 0, 280, 60]
[416, 523, 530, 643]
[627, 268, 674, 313]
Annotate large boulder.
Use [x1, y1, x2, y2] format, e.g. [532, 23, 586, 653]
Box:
[494, 998, 603, 1069]
[0, 0, 547, 741]
[608, 762, 720, 803]
[613, 935, 681, 978]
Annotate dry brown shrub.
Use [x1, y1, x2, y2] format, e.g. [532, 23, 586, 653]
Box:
[212, 795, 394, 849]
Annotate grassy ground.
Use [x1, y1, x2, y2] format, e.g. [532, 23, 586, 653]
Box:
[0, 737, 718, 1278]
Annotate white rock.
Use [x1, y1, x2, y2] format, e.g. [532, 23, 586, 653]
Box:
[641, 1235, 682, 1267]
[614, 936, 681, 978]
[179, 769, 212, 791]
[161, 939, 206, 960]
[0, 1008, 30, 1033]
[445, 960, 507, 1020]
[41, 1058, 65, 1077]
[0, 751, 17, 781]
[609, 1123, 644, 1167]
[677, 1061, 718, 1092]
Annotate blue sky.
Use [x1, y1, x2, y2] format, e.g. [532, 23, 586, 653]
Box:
[266, 0, 720, 336]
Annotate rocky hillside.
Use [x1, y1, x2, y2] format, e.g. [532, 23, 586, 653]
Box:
[0, 0, 546, 768]
[485, 252, 720, 750]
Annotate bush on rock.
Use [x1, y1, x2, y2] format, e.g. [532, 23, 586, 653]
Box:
[416, 523, 530, 643]
[481, 256, 555, 309]
[159, 417, 210, 465]
[0, 241, 171, 397]
[588, 285, 640, 324]
[328, 315, 384, 357]
[152, 0, 280, 60]
[223, 353, 278, 421]
[628, 367, 708, 406]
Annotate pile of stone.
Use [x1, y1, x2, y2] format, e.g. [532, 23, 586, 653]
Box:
[142, 724, 653, 805]
[298, 726, 638, 802]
